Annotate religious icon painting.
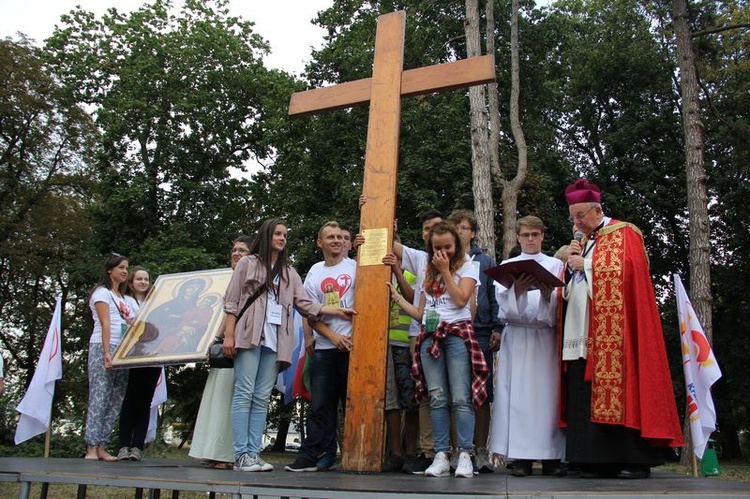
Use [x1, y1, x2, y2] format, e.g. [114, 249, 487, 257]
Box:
[111, 268, 233, 368]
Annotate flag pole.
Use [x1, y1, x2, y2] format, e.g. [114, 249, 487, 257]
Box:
[44, 427, 51, 458]
[692, 453, 699, 477]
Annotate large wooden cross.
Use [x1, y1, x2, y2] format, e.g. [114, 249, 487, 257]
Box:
[289, 10, 495, 472]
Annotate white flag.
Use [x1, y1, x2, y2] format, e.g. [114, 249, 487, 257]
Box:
[145, 367, 168, 443]
[674, 274, 722, 459]
[15, 297, 63, 444]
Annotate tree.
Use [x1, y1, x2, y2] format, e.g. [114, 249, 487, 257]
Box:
[0, 37, 98, 443]
[44, 0, 295, 263]
[497, 0, 530, 258]
[464, 0, 497, 257]
[687, 0, 750, 458]
[671, 0, 712, 466]
[671, 0, 712, 340]
[543, 0, 690, 282]
[39, 0, 302, 439]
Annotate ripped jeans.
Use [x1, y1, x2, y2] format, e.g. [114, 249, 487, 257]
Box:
[419, 334, 474, 453]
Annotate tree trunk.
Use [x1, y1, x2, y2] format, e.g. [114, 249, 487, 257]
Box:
[272, 414, 292, 452]
[500, 0, 528, 259]
[671, 0, 712, 340]
[671, 0, 713, 466]
[465, 0, 496, 259]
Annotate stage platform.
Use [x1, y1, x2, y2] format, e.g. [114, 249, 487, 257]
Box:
[1, 458, 750, 499]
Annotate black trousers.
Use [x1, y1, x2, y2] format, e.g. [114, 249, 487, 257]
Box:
[119, 367, 161, 449]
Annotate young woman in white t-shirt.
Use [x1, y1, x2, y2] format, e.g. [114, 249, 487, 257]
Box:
[117, 266, 161, 461]
[84, 254, 132, 461]
[388, 221, 486, 479]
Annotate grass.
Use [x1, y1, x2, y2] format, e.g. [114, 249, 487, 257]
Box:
[662, 457, 750, 483]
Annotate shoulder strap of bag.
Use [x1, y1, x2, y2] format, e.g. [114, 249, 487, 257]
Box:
[235, 259, 282, 321]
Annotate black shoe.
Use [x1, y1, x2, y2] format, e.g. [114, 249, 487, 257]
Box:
[402, 453, 432, 474]
[542, 460, 567, 477]
[284, 456, 318, 472]
[618, 466, 651, 479]
[578, 464, 618, 478]
[577, 464, 600, 478]
[382, 454, 405, 472]
[510, 459, 533, 477]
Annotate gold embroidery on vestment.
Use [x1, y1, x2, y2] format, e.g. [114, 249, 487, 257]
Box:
[591, 227, 626, 423]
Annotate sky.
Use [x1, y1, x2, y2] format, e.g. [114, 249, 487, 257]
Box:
[0, 0, 554, 74]
[0, 0, 334, 74]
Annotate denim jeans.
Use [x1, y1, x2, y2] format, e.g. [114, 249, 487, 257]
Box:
[298, 348, 349, 462]
[419, 334, 474, 453]
[231, 346, 278, 458]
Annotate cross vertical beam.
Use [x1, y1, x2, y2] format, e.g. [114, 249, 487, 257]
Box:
[341, 11, 404, 472]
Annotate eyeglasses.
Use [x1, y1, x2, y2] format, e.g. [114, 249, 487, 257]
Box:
[518, 232, 542, 239]
[110, 252, 123, 258]
[569, 206, 596, 222]
[456, 225, 474, 232]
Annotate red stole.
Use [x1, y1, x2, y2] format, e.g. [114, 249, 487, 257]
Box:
[585, 220, 684, 447]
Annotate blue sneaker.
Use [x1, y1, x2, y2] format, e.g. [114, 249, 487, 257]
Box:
[316, 451, 336, 471]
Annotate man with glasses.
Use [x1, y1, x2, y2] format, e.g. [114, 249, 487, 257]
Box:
[487, 215, 566, 477]
[562, 179, 683, 479]
[448, 209, 502, 473]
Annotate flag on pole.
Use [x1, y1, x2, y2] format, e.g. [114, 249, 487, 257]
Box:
[145, 367, 168, 443]
[276, 311, 311, 404]
[674, 274, 722, 459]
[15, 297, 63, 445]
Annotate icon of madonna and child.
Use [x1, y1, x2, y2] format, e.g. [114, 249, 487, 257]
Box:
[112, 268, 233, 368]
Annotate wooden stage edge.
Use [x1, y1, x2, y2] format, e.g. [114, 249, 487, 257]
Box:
[1, 457, 749, 499]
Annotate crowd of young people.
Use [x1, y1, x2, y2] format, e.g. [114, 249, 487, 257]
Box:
[83, 178, 683, 480]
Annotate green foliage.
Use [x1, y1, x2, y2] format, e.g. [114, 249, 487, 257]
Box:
[0, 37, 99, 431]
[43, 0, 295, 261]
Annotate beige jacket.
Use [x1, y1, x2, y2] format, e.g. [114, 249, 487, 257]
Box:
[224, 255, 322, 370]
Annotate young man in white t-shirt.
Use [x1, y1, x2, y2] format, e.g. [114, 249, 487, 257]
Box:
[285, 221, 357, 472]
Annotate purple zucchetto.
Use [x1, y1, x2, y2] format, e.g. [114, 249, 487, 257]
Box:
[565, 179, 601, 205]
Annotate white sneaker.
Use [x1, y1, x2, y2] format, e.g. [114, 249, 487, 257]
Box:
[454, 451, 474, 478]
[234, 453, 268, 472]
[256, 456, 274, 472]
[424, 451, 451, 477]
[233, 453, 252, 471]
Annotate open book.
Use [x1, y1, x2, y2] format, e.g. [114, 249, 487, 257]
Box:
[484, 259, 565, 290]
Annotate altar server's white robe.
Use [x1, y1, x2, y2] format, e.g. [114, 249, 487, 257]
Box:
[488, 252, 566, 460]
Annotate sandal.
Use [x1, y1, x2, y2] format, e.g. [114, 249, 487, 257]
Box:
[206, 461, 233, 469]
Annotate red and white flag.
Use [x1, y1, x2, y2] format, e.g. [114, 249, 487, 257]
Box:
[146, 367, 168, 443]
[674, 274, 722, 459]
[15, 297, 63, 444]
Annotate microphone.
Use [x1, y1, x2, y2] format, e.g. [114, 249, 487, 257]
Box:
[571, 231, 585, 282]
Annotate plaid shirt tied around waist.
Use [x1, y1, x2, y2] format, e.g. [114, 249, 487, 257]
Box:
[411, 320, 489, 409]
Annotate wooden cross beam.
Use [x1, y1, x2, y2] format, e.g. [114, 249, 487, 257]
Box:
[288, 10, 495, 472]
